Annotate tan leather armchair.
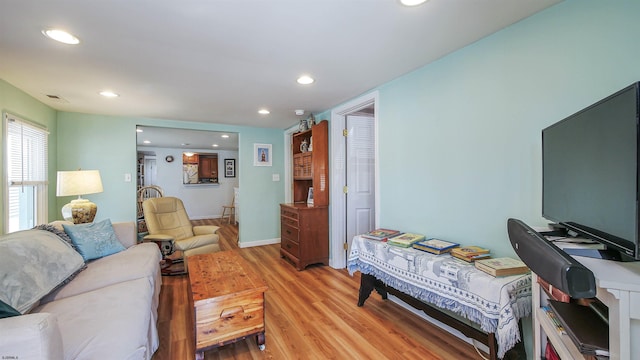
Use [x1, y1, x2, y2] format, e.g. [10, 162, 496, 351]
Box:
[142, 196, 220, 273]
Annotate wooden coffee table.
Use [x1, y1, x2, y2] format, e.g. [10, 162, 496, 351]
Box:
[188, 251, 268, 359]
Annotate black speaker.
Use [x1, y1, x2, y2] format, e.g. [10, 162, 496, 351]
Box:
[507, 218, 596, 299]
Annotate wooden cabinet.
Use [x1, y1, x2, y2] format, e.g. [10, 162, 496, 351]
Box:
[183, 153, 199, 164]
[281, 119, 329, 270]
[198, 155, 218, 181]
[280, 204, 329, 270]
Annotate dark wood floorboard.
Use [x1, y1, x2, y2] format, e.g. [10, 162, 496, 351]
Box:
[151, 219, 485, 360]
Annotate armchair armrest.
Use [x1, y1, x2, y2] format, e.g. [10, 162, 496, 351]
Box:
[143, 234, 175, 242]
[0, 313, 63, 359]
[193, 225, 220, 235]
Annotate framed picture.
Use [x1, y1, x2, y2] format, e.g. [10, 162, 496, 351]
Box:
[224, 159, 236, 177]
[254, 143, 272, 166]
[307, 187, 314, 205]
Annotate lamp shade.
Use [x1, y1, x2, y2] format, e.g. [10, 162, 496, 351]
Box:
[56, 170, 103, 224]
[56, 170, 103, 197]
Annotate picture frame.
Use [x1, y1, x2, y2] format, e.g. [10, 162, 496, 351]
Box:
[224, 159, 236, 177]
[254, 143, 272, 166]
[307, 187, 314, 206]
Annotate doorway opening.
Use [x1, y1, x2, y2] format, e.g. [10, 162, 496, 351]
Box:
[329, 91, 379, 268]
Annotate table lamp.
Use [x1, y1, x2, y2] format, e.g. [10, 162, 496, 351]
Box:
[56, 170, 104, 224]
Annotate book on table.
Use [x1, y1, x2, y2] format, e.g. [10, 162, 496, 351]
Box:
[412, 238, 459, 254]
[450, 245, 491, 262]
[474, 257, 529, 277]
[450, 251, 491, 262]
[387, 233, 425, 247]
[361, 228, 402, 241]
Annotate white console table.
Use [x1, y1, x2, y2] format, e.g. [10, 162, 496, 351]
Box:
[532, 246, 640, 359]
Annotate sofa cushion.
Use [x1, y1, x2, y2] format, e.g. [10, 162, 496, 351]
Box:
[34, 278, 155, 360]
[0, 312, 64, 359]
[63, 219, 125, 261]
[40, 242, 161, 304]
[0, 230, 85, 314]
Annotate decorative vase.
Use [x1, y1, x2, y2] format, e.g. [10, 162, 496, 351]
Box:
[299, 119, 308, 132]
[300, 139, 309, 152]
[307, 114, 316, 129]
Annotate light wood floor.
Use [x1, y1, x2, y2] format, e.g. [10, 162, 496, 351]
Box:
[151, 219, 484, 360]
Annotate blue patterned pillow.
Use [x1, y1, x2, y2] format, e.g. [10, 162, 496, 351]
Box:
[63, 219, 125, 261]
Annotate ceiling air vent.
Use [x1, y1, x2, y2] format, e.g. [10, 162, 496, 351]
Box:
[45, 94, 69, 103]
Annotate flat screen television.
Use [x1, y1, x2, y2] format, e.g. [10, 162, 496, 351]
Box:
[542, 82, 640, 261]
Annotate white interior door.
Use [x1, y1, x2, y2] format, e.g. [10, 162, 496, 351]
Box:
[345, 115, 376, 260]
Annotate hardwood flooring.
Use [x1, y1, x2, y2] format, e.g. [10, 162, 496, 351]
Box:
[152, 219, 484, 360]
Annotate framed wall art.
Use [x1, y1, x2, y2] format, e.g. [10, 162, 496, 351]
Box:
[224, 159, 236, 177]
[254, 143, 272, 166]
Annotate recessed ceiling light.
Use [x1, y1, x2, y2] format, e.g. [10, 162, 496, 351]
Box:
[399, 0, 428, 6]
[258, 109, 270, 115]
[143, 140, 151, 144]
[212, 144, 219, 147]
[99, 91, 119, 98]
[221, 134, 229, 138]
[136, 128, 143, 133]
[297, 75, 314, 85]
[42, 29, 80, 45]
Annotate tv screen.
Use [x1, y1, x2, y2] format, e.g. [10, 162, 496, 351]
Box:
[542, 82, 640, 261]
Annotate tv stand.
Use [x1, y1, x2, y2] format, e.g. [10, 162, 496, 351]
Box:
[533, 244, 640, 359]
[564, 247, 635, 262]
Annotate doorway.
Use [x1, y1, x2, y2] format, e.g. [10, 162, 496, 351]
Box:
[329, 91, 379, 268]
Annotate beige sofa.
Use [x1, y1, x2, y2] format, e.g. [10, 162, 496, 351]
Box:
[0, 221, 162, 360]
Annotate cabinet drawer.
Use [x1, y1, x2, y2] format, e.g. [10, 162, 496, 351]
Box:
[281, 208, 299, 221]
[194, 291, 265, 349]
[281, 237, 300, 256]
[281, 216, 298, 228]
[281, 224, 299, 241]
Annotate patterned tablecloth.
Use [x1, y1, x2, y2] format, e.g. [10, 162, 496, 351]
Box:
[347, 236, 531, 358]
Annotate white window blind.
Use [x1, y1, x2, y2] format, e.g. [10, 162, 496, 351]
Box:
[5, 113, 49, 232]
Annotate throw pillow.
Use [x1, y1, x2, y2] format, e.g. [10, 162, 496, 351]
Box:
[63, 219, 126, 261]
[0, 299, 20, 318]
[0, 230, 85, 313]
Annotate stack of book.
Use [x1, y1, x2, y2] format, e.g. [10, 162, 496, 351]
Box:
[412, 238, 459, 254]
[387, 233, 425, 248]
[542, 305, 566, 335]
[474, 257, 529, 277]
[450, 246, 491, 262]
[361, 228, 402, 241]
[548, 300, 609, 356]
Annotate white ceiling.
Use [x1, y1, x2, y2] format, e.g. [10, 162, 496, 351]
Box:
[0, 0, 562, 130]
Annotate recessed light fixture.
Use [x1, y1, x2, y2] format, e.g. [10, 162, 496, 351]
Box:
[99, 91, 119, 98]
[221, 134, 229, 138]
[184, 152, 195, 157]
[136, 128, 143, 133]
[42, 29, 80, 45]
[212, 144, 219, 147]
[399, 0, 428, 6]
[143, 140, 151, 144]
[297, 75, 314, 85]
[258, 109, 270, 115]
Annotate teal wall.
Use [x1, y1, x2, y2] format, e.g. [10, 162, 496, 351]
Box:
[0, 79, 58, 232]
[337, 0, 640, 257]
[56, 112, 284, 244]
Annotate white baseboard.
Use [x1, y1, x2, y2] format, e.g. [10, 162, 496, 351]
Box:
[238, 237, 281, 248]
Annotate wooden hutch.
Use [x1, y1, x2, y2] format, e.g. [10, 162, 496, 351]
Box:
[280, 120, 329, 270]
